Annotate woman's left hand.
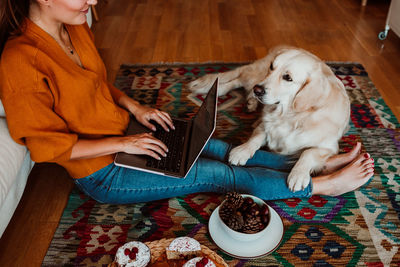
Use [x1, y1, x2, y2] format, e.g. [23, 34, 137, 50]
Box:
[132, 105, 175, 132]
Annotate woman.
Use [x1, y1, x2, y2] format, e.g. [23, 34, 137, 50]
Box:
[0, 0, 374, 204]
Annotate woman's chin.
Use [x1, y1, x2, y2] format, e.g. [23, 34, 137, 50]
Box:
[68, 15, 89, 25]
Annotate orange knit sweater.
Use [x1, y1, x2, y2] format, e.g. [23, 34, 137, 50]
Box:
[0, 19, 129, 178]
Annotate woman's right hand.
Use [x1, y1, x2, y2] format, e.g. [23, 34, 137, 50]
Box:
[120, 133, 168, 160]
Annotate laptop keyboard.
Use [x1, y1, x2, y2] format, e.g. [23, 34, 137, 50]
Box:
[146, 119, 188, 173]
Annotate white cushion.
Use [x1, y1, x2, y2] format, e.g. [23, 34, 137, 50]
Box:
[0, 118, 28, 210]
[0, 118, 34, 237]
[0, 152, 32, 237]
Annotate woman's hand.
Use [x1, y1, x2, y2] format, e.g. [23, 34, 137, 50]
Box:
[118, 94, 174, 131]
[120, 133, 168, 160]
[132, 105, 175, 132]
[70, 134, 168, 161]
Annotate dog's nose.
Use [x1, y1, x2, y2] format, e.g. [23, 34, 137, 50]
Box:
[253, 85, 265, 97]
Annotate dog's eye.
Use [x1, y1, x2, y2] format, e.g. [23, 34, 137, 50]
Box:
[269, 63, 274, 71]
[283, 74, 292, 82]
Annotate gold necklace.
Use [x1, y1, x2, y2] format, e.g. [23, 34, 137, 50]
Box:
[50, 26, 74, 55]
[65, 45, 74, 55]
[61, 26, 74, 55]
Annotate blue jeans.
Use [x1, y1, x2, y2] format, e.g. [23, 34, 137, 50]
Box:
[74, 138, 313, 204]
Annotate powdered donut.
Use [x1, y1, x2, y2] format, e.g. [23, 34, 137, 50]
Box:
[115, 241, 151, 267]
[183, 257, 216, 267]
[166, 237, 202, 260]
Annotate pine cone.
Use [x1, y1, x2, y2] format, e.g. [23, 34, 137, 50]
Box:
[242, 215, 263, 234]
[226, 214, 244, 231]
[225, 191, 244, 208]
[219, 202, 236, 223]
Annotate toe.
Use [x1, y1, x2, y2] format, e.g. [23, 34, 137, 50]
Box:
[353, 153, 366, 165]
[366, 169, 374, 179]
[361, 157, 374, 166]
[351, 142, 362, 155]
[363, 167, 374, 176]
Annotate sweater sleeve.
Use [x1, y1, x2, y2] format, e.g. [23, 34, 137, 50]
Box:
[0, 49, 78, 163]
[107, 81, 126, 104]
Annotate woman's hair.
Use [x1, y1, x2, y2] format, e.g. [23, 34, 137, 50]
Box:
[0, 0, 30, 54]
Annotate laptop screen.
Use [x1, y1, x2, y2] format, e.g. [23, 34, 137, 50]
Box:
[186, 80, 218, 170]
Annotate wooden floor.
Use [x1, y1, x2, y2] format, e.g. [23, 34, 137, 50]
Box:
[0, 0, 399, 265]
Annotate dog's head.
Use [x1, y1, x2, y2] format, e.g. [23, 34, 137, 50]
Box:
[253, 47, 340, 112]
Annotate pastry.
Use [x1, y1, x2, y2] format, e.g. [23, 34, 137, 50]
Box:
[115, 241, 151, 267]
[183, 257, 216, 267]
[165, 237, 202, 260]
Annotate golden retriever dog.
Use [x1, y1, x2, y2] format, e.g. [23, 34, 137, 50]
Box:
[187, 46, 350, 192]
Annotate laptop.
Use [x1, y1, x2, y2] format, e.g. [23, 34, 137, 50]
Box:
[114, 79, 218, 178]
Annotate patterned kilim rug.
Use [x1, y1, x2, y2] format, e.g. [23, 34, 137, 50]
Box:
[42, 63, 400, 266]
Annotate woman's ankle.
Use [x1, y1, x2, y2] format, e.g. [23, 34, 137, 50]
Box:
[311, 174, 334, 196]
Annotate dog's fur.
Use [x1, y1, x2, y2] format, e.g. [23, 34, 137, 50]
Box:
[188, 46, 350, 192]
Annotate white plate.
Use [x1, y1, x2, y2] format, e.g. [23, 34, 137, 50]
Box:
[208, 205, 284, 259]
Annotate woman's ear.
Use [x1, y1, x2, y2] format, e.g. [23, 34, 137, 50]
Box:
[292, 64, 331, 112]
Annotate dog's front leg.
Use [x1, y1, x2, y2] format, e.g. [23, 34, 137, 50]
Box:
[229, 123, 267, 165]
[287, 147, 333, 192]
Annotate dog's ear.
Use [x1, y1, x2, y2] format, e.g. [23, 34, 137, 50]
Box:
[292, 63, 332, 112]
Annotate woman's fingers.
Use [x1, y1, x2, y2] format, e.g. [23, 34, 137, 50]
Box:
[143, 143, 167, 159]
[148, 111, 174, 132]
[158, 111, 175, 130]
[141, 133, 168, 153]
[151, 116, 169, 132]
[135, 106, 175, 132]
[141, 119, 157, 131]
[124, 133, 168, 159]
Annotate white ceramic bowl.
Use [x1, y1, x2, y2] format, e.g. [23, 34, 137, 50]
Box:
[217, 194, 271, 242]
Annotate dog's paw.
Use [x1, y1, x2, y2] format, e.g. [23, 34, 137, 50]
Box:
[287, 169, 311, 192]
[186, 75, 216, 94]
[229, 145, 254, 165]
[246, 98, 258, 112]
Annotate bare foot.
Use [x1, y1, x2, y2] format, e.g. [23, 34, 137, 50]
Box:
[312, 153, 374, 196]
[320, 142, 362, 175]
